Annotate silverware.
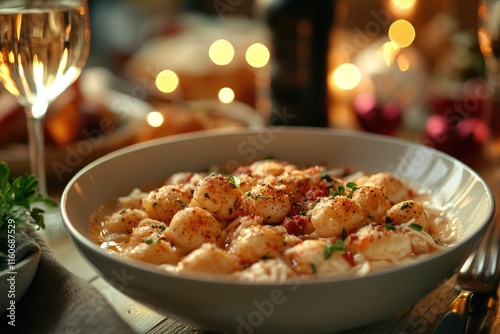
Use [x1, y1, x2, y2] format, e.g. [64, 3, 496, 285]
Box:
[433, 218, 500, 333]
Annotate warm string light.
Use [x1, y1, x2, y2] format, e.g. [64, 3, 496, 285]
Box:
[245, 43, 270, 68]
[155, 69, 179, 93]
[388, 19, 415, 48]
[209, 39, 270, 104]
[209, 39, 235, 66]
[331, 12, 417, 91]
[332, 63, 361, 90]
[153, 38, 270, 105]
[151, 71, 175, 128]
[219, 87, 235, 104]
[388, 0, 417, 17]
[146, 111, 164, 127]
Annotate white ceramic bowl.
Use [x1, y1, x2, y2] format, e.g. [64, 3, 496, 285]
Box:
[61, 128, 495, 334]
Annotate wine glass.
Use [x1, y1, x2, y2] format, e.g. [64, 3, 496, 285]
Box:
[0, 0, 90, 195]
[478, 0, 500, 157]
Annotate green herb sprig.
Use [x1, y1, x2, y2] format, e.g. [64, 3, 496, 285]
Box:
[0, 162, 57, 267]
[329, 182, 358, 199]
[228, 175, 270, 200]
[324, 239, 346, 259]
[228, 175, 245, 196]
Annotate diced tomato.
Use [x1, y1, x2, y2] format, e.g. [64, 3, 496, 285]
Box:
[305, 187, 328, 200]
[283, 215, 310, 235]
[343, 251, 356, 266]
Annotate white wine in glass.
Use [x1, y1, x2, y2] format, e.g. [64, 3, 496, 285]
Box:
[0, 0, 90, 195]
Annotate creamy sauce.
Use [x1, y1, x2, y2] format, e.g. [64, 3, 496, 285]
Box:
[90, 160, 462, 282]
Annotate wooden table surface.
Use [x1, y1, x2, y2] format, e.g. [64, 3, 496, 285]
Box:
[39, 130, 500, 334]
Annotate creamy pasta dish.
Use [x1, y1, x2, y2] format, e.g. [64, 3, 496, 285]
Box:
[90, 159, 461, 282]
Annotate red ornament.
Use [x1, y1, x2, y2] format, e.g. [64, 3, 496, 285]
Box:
[353, 92, 401, 135]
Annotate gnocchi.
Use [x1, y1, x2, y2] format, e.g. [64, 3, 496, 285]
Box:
[92, 159, 460, 282]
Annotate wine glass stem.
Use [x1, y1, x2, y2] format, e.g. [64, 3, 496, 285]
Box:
[486, 61, 500, 153]
[25, 108, 47, 196]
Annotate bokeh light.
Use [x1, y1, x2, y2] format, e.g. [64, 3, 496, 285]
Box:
[245, 43, 270, 68]
[396, 54, 410, 71]
[332, 63, 361, 90]
[219, 87, 235, 103]
[388, 20, 415, 48]
[155, 70, 179, 93]
[146, 111, 164, 128]
[209, 39, 235, 66]
[378, 41, 400, 66]
[388, 0, 416, 14]
[390, 0, 416, 9]
[478, 2, 493, 59]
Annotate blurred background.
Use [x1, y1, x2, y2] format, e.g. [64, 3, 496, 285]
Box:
[1, 0, 489, 180]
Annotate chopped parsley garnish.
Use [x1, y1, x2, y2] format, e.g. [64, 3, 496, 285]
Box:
[337, 186, 345, 196]
[228, 175, 249, 197]
[321, 172, 333, 182]
[310, 263, 317, 274]
[324, 239, 345, 259]
[340, 228, 347, 240]
[385, 223, 396, 230]
[345, 182, 357, 198]
[329, 183, 358, 199]
[144, 237, 154, 245]
[228, 175, 238, 189]
[346, 182, 358, 191]
[410, 223, 423, 231]
[254, 194, 270, 200]
[329, 186, 345, 198]
[400, 202, 410, 210]
[175, 199, 187, 208]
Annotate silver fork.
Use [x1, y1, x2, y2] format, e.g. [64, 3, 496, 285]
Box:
[433, 218, 500, 333]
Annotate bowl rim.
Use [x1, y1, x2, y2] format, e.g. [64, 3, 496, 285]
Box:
[61, 127, 496, 286]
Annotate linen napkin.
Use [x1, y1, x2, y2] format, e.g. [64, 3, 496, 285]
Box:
[0, 230, 136, 334]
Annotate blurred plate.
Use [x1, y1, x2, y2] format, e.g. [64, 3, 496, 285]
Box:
[135, 99, 265, 142]
[0, 68, 151, 184]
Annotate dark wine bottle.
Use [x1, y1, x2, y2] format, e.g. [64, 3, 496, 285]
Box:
[264, 0, 335, 127]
